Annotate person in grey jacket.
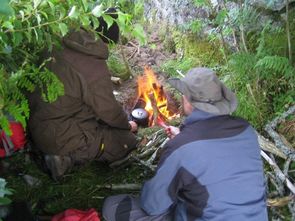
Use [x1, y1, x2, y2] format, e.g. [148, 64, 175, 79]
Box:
[102, 67, 268, 221]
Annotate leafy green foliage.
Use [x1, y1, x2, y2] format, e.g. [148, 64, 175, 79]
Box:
[162, 2, 294, 130]
[227, 52, 268, 128]
[130, 23, 146, 45]
[0, 0, 13, 16]
[185, 19, 203, 34]
[0, 178, 13, 207]
[255, 56, 295, 78]
[227, 23, 295, 127]
[162, 57, 199, 78]
[230, 4, 260, 29]
[0, 0, 146, 133]
[0, 59, 63, 131]
[107, 52, 130, 80]
[98, 0, 147, 45]
[193, 0, 211, 8]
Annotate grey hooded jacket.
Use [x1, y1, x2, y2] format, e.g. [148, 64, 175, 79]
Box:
[140, 110, 268, 221]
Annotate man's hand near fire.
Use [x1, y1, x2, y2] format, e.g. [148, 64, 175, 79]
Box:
[157, 118, 180, 139]
[165, 126, 180, 139]
[129, 121, 138, 132]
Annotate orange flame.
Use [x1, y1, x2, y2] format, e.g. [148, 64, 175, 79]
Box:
[137, 67, 175, 123]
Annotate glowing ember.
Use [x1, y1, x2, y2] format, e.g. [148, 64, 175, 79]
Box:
[137, 66, 177, 125]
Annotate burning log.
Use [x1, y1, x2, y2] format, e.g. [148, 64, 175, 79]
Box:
[148, 91, 167, 126]
[134, 66, 179, 127]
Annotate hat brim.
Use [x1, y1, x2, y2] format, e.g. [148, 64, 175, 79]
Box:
[168, 78, 238, 115]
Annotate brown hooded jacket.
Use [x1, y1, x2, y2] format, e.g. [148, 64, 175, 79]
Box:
[28, 30, 137, 163]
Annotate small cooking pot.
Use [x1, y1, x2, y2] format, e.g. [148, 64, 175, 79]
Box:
[131, 108, 149, 127]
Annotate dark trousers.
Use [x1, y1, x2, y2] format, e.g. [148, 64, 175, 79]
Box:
[102, 194, 172, 221]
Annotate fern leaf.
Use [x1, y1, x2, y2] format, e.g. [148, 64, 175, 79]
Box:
[255, 56, 295, 78]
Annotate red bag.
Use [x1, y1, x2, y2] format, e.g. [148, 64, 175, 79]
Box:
[51, 208, 101, 221]
[0, 122, 26, 158]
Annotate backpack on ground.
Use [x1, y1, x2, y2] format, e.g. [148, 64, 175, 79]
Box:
[0, 122, 26, 158]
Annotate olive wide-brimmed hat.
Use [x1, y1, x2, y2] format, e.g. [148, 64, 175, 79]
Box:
[168, 67, 238, 115]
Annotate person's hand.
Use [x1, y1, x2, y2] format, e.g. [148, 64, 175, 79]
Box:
[165, 126, 180, 139]
[129, 121, 138, 132]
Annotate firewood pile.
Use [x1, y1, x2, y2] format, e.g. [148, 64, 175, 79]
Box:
[262, 105, 295, 220]
[109, 127, 170, 171]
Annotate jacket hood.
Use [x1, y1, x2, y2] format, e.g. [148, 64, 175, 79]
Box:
[63, 29, 109, 59]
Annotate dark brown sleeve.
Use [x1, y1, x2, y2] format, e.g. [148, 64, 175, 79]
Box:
[87, 72, 131, 130]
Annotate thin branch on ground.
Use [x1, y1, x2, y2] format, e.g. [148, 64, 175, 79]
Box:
[257, 133, 287, 159]
[96, 183, 142, 191]
[261, 150, 295, 194]
[265, 105, 295, 159]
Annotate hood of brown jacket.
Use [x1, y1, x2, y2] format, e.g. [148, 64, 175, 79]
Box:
[63, 29, 109, 60]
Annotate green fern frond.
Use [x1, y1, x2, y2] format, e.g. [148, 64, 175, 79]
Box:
[255, 23, 285, 58]
[230, 4, 260, 28]
[39, 68, 64, 103]
[229, 52, 256, 78]
[255, 55, 295, 78]
[0, 112, 10, 135]
[6, 100, 29, 128]
[239, 5, 260, 25]
[0, 62, 64, 131]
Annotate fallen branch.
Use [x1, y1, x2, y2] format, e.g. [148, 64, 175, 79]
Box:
[109, 152, 135, 169]
[146, 147, 160, 165]
[267, 195, 294, 207]
[138, 129, 165, 154]
[257, 133, 286, 159]
[159, 137, 170, 148]
[109, 129, 168, 169]
[127, 48, 138, 60]
[261, 150, 295, 194]
[131, 155, 156, 171]
[148, 39, 162, 44]
[127, 41, 140, 54]
[176, 69, 185, 77]
[96, 183, 141, 191]
[137, 146, 158, 158]
[288, 199, 295, 221]
[266, 172, 285, 196]
[265, 105, 295, 160]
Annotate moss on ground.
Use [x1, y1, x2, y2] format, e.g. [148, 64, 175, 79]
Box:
[107, 51, 131, 80]
[1, 150, 151, 217]
[161, 29, 226, 78]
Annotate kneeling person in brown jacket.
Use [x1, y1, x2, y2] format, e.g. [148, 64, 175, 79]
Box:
[28, 9, 138, 181]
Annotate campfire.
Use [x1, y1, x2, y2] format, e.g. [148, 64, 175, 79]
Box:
[110, 67, 180, 170]
[131, 66, 178, 127]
